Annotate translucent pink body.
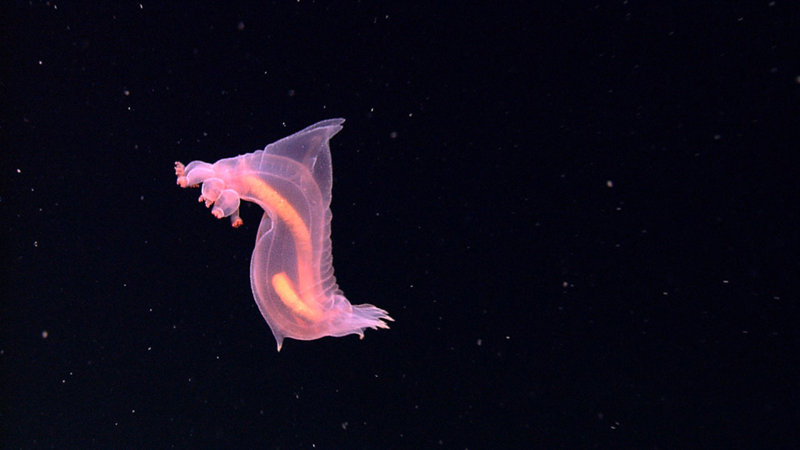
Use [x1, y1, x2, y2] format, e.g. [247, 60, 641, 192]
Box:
[175, 119, 392, 350]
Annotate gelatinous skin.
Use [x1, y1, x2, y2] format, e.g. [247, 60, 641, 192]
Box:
[175, 119, 392, 351]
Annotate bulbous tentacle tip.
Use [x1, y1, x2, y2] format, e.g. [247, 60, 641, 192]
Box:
[175, 162, 190, 187]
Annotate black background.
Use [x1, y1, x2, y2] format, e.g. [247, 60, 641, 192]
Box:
[2, 1, 799, 448]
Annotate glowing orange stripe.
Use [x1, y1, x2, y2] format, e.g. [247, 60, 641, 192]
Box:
[271, 272, 322, 321]
[242, 174, 321, 319]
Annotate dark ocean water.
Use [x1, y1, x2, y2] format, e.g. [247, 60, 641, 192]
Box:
[2, 2, 798, 448]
